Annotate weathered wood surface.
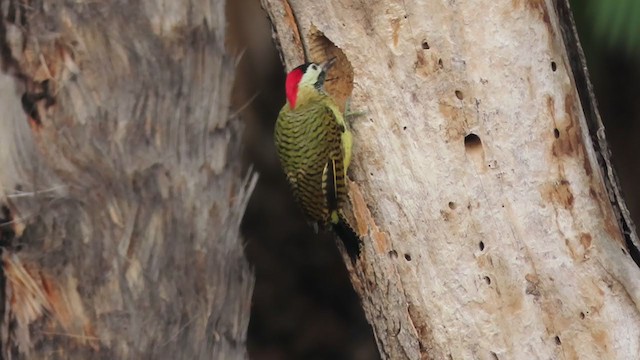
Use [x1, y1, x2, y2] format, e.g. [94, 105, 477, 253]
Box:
[0, 1, 254, 359]
[262, 0, 640, 359]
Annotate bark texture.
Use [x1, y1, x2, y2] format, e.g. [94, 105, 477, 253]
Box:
[0, 1, 254, 359]
[262, 0, 640, 359]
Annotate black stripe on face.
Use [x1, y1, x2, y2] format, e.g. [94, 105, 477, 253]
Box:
[314, 68, 327, 90]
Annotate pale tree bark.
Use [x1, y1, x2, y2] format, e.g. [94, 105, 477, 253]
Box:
[0, 1, 255, 359]
[262, 0, 640, 359]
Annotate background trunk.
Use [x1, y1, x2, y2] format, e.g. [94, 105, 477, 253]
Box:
[0, 0, 254, 359]
[262, 0, 640, 358]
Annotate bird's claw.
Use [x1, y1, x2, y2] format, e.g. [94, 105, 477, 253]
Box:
[344, 97, 367, 121]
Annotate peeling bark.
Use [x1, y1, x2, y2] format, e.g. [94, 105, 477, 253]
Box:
[262, 0, 640, 358]
[0, 1, 254, 359]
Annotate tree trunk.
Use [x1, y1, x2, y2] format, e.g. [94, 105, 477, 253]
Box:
[262, 0, 640, 358]
[0, 1, 255, 359]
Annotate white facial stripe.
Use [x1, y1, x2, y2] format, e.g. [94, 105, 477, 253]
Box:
[298, 64, 324, 88]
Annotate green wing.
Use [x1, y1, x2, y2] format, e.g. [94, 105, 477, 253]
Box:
[274, 99, 348, 224]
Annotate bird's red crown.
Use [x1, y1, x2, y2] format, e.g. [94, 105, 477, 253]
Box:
[285, 64, 309, 109]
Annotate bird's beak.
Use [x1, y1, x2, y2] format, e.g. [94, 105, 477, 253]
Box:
[320, 57, 337, 72]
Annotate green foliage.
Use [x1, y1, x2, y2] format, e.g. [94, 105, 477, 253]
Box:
[584, 0, 640, 54]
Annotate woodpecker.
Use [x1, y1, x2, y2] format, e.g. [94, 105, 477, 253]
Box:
[274, 58, 361, 260]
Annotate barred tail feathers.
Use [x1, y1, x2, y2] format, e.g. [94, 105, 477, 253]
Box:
[331, 213, 361, 261]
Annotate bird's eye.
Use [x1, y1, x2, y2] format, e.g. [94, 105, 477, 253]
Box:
[310, 64, 318, 70]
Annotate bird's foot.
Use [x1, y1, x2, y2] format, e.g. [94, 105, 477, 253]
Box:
[344, 97, 367, 122]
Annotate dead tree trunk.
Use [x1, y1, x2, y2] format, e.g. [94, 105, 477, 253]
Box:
[262, 0, 640, 358]
[0, 1, 255, 359]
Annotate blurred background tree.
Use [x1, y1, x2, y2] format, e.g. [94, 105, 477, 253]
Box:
[584, 0, 640, 54]
[228, 0, 640, 359]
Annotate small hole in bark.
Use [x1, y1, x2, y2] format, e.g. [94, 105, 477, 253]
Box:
[484, 276, 491, 285]
[389, 250, 398, 259]
[479, 241, 485, 251]
[448, 201, 456, 210]
[554, 336, 561, 345]
[551, 61, 557, 72]
[490, 351, 499, 360]
[403, 126, 407, 130]
[579, 312, 585, 319]
[464, 133, 482, 152]
[438, 59, 443, 68]
[553, 128, 560, 138]
[455, 90, 464, 100]
[421, 40, 430, 49]
[21, 93, 41, 124]
[404, 253, 412, 261]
